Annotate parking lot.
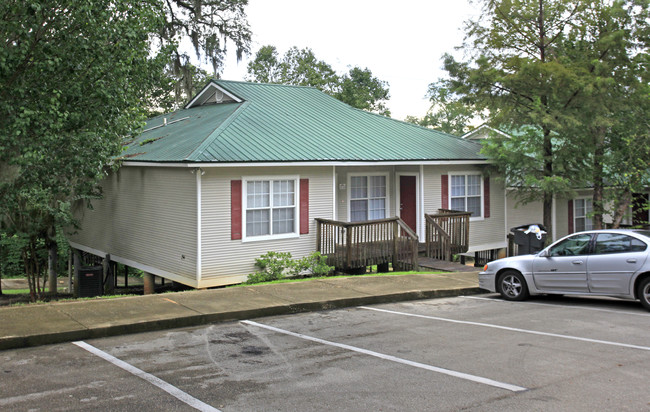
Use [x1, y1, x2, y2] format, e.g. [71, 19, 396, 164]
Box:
[2, 294, 649, 411]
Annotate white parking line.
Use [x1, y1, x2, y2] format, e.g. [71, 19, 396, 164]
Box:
[241, 320, 527, 393]
[72, 341, 220, 412]
[462, 296, 650, 317]
[359, 307, 650, 351]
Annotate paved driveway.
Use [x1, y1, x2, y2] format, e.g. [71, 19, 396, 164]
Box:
[2, 294, 649, 411]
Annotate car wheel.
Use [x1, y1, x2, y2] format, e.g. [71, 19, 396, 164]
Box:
[638, 277, 650, 311]
[498, 271, 529, 301]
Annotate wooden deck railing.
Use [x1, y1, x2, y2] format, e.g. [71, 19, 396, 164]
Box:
[315, 217, 419, 272]
[424, 209, 471, 261]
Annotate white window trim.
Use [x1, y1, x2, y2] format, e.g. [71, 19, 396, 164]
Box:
[448, 171, 484, 221]
[396, 172, 420, 238]
[347, 172, 390, 222]
[242, 175, 300, 242]
[574, 197, 593, 232]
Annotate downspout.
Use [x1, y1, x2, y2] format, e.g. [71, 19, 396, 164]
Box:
[332, 166, 336, 219]
[504, 188, 508, 246]
[552, 194, 556, 241]
[196, 168, 202, 284]
[420, 165, 425, 239]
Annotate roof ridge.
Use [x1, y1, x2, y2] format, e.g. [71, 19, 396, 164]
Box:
[215, 79, 320, 91]
[184, 101, 249, 161]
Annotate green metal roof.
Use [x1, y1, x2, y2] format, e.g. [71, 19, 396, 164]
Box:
[122, 80, 487, 163]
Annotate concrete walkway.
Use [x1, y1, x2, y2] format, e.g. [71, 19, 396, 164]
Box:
[0, 271, 480, 351]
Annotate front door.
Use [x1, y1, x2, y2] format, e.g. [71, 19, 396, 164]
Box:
[399, 175, 417, 232]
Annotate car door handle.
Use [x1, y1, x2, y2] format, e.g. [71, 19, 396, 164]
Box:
[572, 261, 583, 265]
[627, 259, 637, 263]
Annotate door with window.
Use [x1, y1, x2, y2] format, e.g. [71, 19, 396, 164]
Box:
[532, 233, 592, 292]
[399, 175, 417, 232]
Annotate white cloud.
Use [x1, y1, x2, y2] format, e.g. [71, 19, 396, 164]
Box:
[219, 0, 479, 120]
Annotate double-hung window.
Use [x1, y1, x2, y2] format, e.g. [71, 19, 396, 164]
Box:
[349, 175, 387, 222]
[574, 198, 593, 232]
[244, 178, 298, 240]
[450, 174, 482, 217]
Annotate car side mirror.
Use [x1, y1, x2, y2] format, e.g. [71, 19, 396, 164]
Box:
[538, 249, 550, 258]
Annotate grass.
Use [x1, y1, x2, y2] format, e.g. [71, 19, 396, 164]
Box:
[2, 288, 67, 295]
[235, 270, 444, 287]
[1, 269, 449, 305]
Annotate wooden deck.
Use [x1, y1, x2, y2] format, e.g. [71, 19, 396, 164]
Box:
[316, 217, 419, 272]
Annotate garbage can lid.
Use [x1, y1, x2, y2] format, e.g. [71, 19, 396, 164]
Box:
[510, 223, 546, 232]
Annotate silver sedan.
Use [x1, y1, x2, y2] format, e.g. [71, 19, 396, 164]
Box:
[479, 229, 650, 310]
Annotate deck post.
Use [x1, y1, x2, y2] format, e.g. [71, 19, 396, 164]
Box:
[392, 221, 398, 270]
[103, 254, 114, 295]
[411, 239, 419, 271]
[316, 220, 322, 252]
[72, 250, 81, 298]
[143, 272, 155, 295]
[345, 226, 352, 269]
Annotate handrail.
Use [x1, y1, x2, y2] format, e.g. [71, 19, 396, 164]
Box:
[424, 209, 470, 260]
[315, 217, 419, 271]
[396, 218, 418, 240]
[425, 215, 451, 240]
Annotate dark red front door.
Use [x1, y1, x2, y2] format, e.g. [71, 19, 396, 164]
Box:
[400, 176, 417, 232]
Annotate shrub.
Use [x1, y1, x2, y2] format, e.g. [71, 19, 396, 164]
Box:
[246, 251, 293, 284]
[295, 251, 334, 277]
[246, 251, 333, 284]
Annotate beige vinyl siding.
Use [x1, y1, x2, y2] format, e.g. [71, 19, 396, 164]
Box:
[506, 192, 544, 232]
[422, 165, 507, 252]
[68, 167, 198, 284]
[200, 166, 334, 286]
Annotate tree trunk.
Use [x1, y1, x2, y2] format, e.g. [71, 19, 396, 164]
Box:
[543, 192, 553, 242]
[542, 126, 554, 239]
[47, 239, 58, 295]
[611, 190, 633, 228]
[592, 127, 606, 229]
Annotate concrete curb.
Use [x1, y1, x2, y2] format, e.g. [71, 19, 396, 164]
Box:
[0, 286, 481, 351]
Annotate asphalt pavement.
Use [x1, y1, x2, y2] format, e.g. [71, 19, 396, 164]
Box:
[0, 271, 480, 351]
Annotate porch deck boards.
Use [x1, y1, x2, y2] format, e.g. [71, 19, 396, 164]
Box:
[323, 238, 417, 271]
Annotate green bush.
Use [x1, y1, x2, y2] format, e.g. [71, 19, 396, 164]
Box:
[246, 251, 294, 284]
[246, 251, 334, 284]
[294, 251, 334, 277]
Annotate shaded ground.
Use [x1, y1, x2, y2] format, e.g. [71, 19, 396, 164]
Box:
[0, 277, 189, 307]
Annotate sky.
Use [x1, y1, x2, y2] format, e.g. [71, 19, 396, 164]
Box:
[217, 0, 480, 121]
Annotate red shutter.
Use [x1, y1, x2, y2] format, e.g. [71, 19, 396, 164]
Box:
[568, 200, 574, 234]
[483, 177, 490, 218]
[300, 179, 309, 234]
[231, 180, 242, 240]
[441, 175, 449, 209]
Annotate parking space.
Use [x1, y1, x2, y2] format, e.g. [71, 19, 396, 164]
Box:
[2, 294, 649, 411]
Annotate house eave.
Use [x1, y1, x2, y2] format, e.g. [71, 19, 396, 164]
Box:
[121, 159, 493, 168]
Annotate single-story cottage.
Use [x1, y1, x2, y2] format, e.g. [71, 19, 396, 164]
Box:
[67, 80, 648, 288]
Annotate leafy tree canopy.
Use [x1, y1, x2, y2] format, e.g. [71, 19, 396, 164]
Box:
[437, 0, 648, 233]
[405, 81, 481, 135]
[0, 0, 167, 298]
[157, 0, 251, 105]
[246, 45, 391, 116]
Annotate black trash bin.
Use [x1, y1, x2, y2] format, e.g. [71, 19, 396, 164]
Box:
[78, 265, 104, 298]
[510, 224, 547, 255]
